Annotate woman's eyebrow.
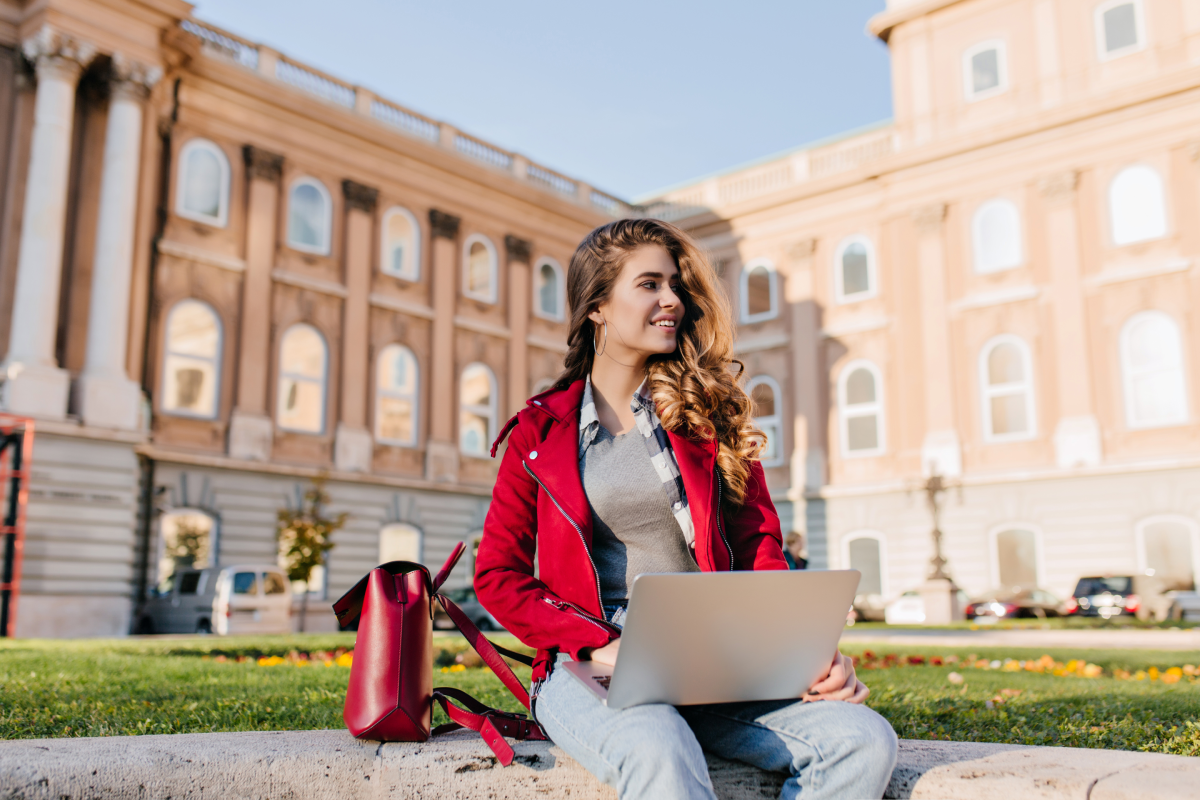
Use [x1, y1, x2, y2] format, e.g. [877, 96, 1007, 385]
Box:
[633, 271, 665, 280]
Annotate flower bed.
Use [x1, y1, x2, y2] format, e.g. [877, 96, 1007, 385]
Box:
[852, 650, 1199, 683]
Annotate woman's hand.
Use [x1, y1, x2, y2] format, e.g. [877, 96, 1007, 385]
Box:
[804, 650, 868, 703]
[582, 638, 621, 667]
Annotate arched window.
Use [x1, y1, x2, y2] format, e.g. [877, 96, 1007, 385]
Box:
[1096, 0, 1144, 60]
[993, 528, 1040, 589]
[1137, 517, 1199, 592]
[838, 361, 885, 456]
[972, 200, 1022, 273]
[1120, 311, 1188, 428]
[834, 236, 877, 303]
[747, 376, 783, 466]
[176, 139, 230, 227]
[277, 324, 328, 434]
[1109, 166, 1167, 246]
[460, 363, 497, 456]
[740, 259, 778, 322]
[381, 206, 420, 281]
[375, 344, 418, 446]
[533, 258, 564, 321]
[963, 40, 1008, 101]
[287, 177, 332, 254]
[463, 235, 498, 303]
[161, 299, 222, 419]
[379, 522, 422, 565]
[980, 336, 1036, 441]
[156, 509, 217, 589]
[843, 532, 886, 599]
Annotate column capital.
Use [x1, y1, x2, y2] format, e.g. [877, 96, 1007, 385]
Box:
[504, 234, 532, 264]
[429, 209, 461, 240]
[242, 145, 283, 183]
[1038, 170, 1078, 205]
[109, 53, 162, 101]
[22, 25, 96, 83]
[911, 203, 947, 233]
[341, 179, 378, 213]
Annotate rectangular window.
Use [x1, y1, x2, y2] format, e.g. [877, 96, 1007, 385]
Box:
[963, 42, 1007, 102]
[1097, 1, 1144, 60]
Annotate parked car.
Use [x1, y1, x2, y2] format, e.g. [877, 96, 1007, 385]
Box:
[965, 587, 1064, 620]
[1066, 575, 1175, 621]
[884, 588, 970, 625]
[433, 586, 502, 632]
[138, 564, 292, 635]
[1166, 591, 1200, 622]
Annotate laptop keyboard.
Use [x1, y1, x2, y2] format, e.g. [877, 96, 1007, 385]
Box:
[593, 675, 612, 689]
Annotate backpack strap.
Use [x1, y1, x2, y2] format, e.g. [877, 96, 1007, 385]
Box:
[436, 594, 531, 707]
[330, 560, 431, 628]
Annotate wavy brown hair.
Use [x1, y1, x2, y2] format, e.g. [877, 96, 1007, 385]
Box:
[556, 218, 765, 507]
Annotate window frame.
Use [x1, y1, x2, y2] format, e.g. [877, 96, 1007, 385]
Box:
[374, 343, 420, 447]
[833, 235, 879, 305]
[175, 138, 231, 228]
[1095, 0, 1146, 62]
[987, 524, 1045, 591]
[1119, 310, 1190, 429]
[379, 206, 421, 282]
[1108, 164, 1168, 246]
[1134, 515, 1200, 591]
[840, 530, 889, 599]
[276, 323, 329, 435]
[379, 522, 424, 565]
[462, 234, 499, 304]
[160, 298, 223, 420]
[971, 199, 1024, 274]
[459, 362, 497, 457]
[962, 39, 1009, 103]
[837, 359, 886, 458]
[286, 176, 333, 256]
[739, 258, 779, 323]
[979, 334, 1038, 443]
[532, 256, 566, 322]
[746, 375, 785, 467]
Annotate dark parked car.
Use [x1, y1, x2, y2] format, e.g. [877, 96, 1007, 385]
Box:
[965, 587, 1064, 620]
[1066, 575, 1174, 621]
[433, 586, 503, 632]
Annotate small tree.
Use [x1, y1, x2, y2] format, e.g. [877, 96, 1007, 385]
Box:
[276, 476, 348, 631]
[167, 515, 210, 568]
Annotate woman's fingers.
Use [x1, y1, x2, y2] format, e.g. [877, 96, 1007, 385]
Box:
[807, 652, 850, 696]
[590, 639, 621, 666]
[848, 679, 870, 704]
[804, 653, 867, 702]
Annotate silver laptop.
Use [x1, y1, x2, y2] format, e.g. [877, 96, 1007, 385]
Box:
[562, 569, 859, 709]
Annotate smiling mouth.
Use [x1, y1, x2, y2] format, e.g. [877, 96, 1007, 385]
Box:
[652, 320, 676, 329]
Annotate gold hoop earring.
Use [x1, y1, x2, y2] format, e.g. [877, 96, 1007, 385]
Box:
[593, 320, 607, 356]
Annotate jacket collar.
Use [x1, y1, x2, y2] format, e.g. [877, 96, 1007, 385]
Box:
[526, 378, 585, 425]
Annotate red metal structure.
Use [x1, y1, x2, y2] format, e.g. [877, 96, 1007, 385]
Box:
[0, 415, 33, 638]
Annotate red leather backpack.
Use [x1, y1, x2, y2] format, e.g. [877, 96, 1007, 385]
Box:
[332, 542, 545, 765]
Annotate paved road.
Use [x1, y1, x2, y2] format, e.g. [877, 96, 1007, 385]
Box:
[839, 626, 1200, 651]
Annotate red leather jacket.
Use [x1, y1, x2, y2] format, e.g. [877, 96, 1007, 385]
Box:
[474, 378, 789, 683]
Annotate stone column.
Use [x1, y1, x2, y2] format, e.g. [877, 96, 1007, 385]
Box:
[1, 28, 94, 419]
[334, 179, 377, 472]
[505, 235, 532, 415]
[425, 209, 460, 482]
[228, 146, 283, 461]
[1040, 171, 1102, 468]
[912, 203, 962, 477]
[78, 57, 160, 430]
[785, 238, 824, 536]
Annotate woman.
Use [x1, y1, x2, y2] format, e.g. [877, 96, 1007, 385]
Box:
[475, 219, 897, 799]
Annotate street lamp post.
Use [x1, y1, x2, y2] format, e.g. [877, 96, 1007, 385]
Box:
[916, 470, 964, 624]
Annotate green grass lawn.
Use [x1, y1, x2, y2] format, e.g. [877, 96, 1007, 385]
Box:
[2, 635, 1198, 757]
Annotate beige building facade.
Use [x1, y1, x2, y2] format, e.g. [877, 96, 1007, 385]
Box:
[0, 0, 626, 636]
[647, 0, 1200, 604]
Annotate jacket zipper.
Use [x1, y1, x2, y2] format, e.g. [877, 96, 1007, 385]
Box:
[543, 597, 620, 633]
[523, 460, 606, 617]
[714, 465, 734, 571]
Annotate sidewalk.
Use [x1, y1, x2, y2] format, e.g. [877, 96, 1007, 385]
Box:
[841, 626, 1200, 651]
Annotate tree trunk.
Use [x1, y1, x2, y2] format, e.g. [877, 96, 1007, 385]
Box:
[299, 582, 309, 632]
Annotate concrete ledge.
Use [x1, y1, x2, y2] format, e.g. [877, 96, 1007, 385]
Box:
[1, 728, 1197, 799]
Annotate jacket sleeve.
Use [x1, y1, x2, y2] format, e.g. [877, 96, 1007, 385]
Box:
[728, 460, 789, 571]
[474, 422, 617, 659]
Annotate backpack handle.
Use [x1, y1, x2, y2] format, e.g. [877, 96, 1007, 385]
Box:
[433, 541, 466, 592]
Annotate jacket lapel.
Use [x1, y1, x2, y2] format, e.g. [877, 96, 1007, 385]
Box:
[667, 429, 719, 571]
[522, 380, 593, 546]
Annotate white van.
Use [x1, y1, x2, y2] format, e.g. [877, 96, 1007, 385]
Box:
[138, 564, 292, 635]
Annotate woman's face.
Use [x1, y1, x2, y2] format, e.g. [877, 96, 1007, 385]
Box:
[589, 245, 685, 361]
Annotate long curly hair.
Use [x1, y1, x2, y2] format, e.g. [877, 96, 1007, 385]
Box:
[556, 218, 765, 507]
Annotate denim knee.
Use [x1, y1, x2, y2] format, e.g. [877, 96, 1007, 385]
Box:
[841, 705, 899, 782]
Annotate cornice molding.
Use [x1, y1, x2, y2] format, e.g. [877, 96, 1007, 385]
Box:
[1038, 170, 1079, 206]
[342, 179, 378, 214]
[242, 145, 283, 183]
[504, 234, 532, 264]
[868, 0, 969, 42]
[911, 202, 947, 233]
[429, 209, 461, 240]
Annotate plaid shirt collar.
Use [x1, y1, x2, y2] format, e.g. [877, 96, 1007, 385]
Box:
[579, 374, 696, 546]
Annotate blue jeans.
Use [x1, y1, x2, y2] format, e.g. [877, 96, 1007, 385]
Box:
[534, 612, 898, 800]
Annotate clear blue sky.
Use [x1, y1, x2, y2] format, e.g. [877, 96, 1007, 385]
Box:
[191, 1, 892, 200]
